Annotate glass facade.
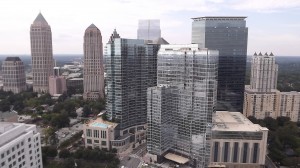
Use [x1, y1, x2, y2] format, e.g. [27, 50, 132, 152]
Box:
[192, 17, 248, 112]
[147, 44, 219, 168]
[137, 20, 161, 41]
[105, 36, 159, 130]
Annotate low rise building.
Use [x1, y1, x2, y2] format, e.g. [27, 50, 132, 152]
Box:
[83, 117, 118, 151]
[210, 111, 268, 168]
[48, 76, 67, 95]
[0, 111, 18, 122]
[0, 122, 43, 168]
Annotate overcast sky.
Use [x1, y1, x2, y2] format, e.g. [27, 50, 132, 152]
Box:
[1, 0, 300, 56]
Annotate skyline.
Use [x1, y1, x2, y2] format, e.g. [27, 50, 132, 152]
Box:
[1, 0, 300, 56]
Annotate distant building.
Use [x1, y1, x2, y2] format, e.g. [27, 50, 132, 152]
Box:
[210, 111, 268, 168]
[0, 122, 43, 168]
[49, 76, 67, 96]
[137, 20, 161, 41]
[83, 24, 105, 100]
[2, 57, 26, 93]
[66, 78, 83, 94]
[147, 44, 219, 167]
[192, 16, 248, 112]
[30, 13, 54, 93]
[105, 29, 159, 151]
[243, 52, 300, 121]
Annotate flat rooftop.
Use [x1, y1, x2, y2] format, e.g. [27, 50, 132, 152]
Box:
[87, 117, 118, 129]
[192, 16, 247, 20]
[213, 111, 268, 132]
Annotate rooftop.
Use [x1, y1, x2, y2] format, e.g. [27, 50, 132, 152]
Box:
[192, 16, 247, 20]
[213, 111, 268, 132]
[4, 57, 22, 62]
[87, 117, 118, 129]
[33, 12, 48, 25]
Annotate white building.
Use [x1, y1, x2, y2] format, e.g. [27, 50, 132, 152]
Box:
[210, 111, 268, 168]
[0, 123, 43, 168]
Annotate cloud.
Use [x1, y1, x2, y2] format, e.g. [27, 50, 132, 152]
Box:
[230, 0, 300, 12]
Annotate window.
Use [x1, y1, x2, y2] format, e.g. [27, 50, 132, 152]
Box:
[28, 138, 31, 142]
[94, 140, 99, 143]
[253, 143, 259, 163]
[213, 142, 219, 162]
[1, 162, 5, 166]
[1, 153, 4, 158]
[86, 129, 92, 137]
[223, 142, 229, 162]
[101, 141, 107, 146]
[233, 142, 239, 162]
[242, 143, 248, 163]
[87, 139, 92, 144]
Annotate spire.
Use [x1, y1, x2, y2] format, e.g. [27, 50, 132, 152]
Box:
[88, 23, 97, 28]
[269, 52, 274, 56]
[33, 12, 48, 25]
[264, 52, 268, 56]
[108, 29, 120, 43]
[254, 52, 257, 56]
[258, 52, 263, 56]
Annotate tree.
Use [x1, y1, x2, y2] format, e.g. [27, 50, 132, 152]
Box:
[44, 127, 58, 145]
[59, 149, 71, 158]
[42, 146, 58, 157]
[82, 105, 92, 117]
[0, 99, 10, 112]
[50, 113, 70, 128]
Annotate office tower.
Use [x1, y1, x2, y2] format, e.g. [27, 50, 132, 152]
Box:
[192, 16, 248, 112]
[0, 123, 43, 168]
[49, 76, 67, 96]
[279, 92, 300, 121]
[211, 111, 268, 168]
[137, 20, 161, 41]
[2, 57, 26, 93]
[83, 24, 105, 100]
[30, 13, 54, 93]
[147, 44, 219, 167]
[105, 29, 159, 146]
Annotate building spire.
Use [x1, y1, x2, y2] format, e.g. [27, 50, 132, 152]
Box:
[33, 12, 48, 25]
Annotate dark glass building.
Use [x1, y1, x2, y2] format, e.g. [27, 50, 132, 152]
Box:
[192, 16, 248, 112]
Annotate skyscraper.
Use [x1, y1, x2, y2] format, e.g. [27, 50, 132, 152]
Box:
[137, 20, 161, 41]
[30, 13, 54, 93]
[83, 24, 105, 100]
[147, 44, 219, 167]
[192, 16, 248, 112]
[2, 57, 26, 93]
[105, 29, 159, 141]
[250, 52, 278, 92]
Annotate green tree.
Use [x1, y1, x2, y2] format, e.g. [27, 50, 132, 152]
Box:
[59, 149, 71, 158]
[0, 99, 10, 111]
[42, 146, 58, 157]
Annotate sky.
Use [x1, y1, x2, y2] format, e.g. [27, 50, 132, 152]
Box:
[0, 0, 300, 56]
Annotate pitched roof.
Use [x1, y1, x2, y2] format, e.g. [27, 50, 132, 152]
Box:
[33, 13, 48, 25]
[4, 57, 22, 62]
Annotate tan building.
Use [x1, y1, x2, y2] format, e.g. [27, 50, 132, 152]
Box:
[30, 13, 54, 93]
[243, 52, 300, 122]
[48, 76, 67, 96]
[83, 24, 105, 100]
[210, 111, 268, 168]
[2, 57, 26, 93]
[83, 117, 117, 151]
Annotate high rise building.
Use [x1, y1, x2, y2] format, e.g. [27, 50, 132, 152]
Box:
[192, 16, 248, 112]
[83, 24, 105, 100]
[137, 20, 161, 41]
[250, 52, 278, 92]
[243, 53, 300, 122]
[30, 13, 54, 93]
[0, 122, 43, 168]
[105, 29, 159, 149]
[147, 44, 219, 167]
[2, 57, 26, 93]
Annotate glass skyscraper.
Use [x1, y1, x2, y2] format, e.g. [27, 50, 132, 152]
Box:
[147, 44, 219, 168]
[137, 20, 161, 41]
[105, 30, 159, 132]
[192, 16, 248, 112]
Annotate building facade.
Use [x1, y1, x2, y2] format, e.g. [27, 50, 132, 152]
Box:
[147, 44, 219, 168]
[105, 30, 159, 150]
[0, 123, 43, 168]
[210, 111, 268, 168]
[192, 16, 248, 112]
[137, 20, 161, 41]
[48, 76, 67, 96]
[83, 24, 105, 100]
[30, 13, 54, 93]
[2, 57, 26, 93]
